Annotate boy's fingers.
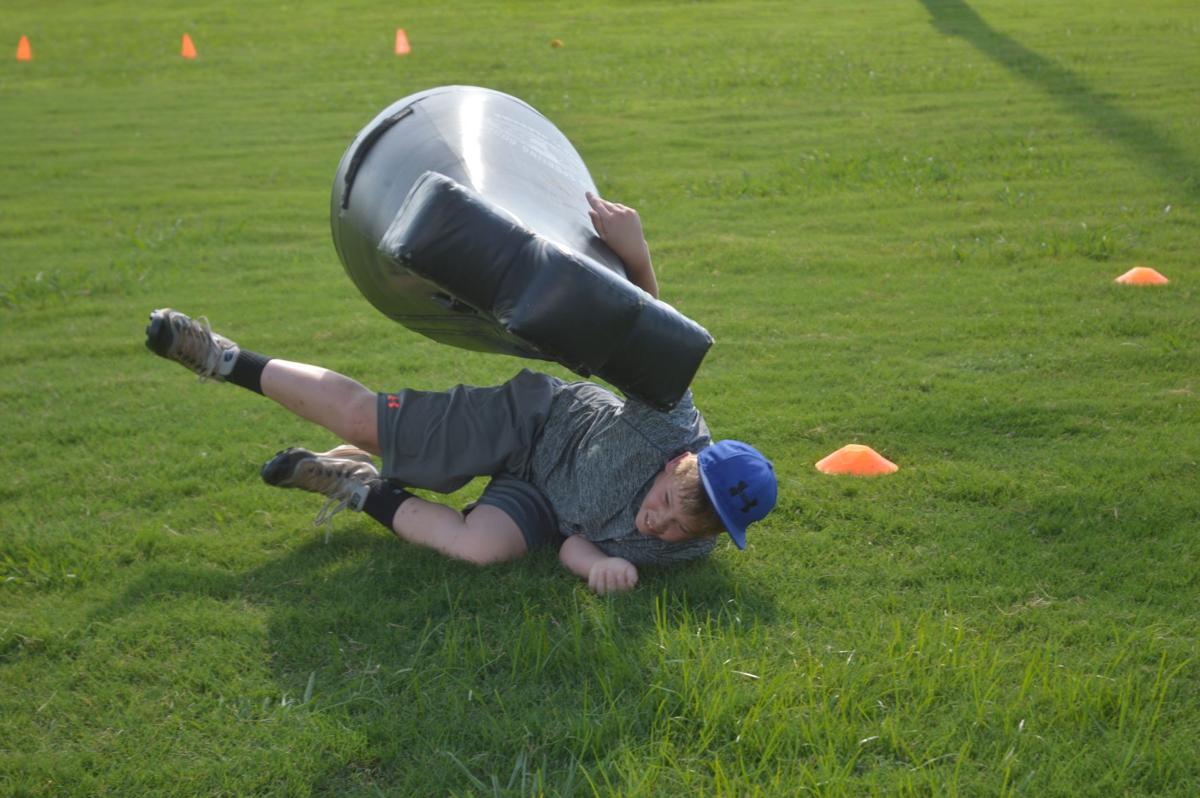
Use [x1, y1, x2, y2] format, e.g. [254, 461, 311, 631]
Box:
[588, 209, 604, 236]
[586, 560, 637, 594]
[587, 191, 624, 217]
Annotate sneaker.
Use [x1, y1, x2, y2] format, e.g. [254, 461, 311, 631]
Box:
[145, 308, 239, 380]
[261, 445, 380, 527]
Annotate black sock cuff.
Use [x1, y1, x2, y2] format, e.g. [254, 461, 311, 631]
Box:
[227, 350, 272, 395]
[363, 481, 415, 531]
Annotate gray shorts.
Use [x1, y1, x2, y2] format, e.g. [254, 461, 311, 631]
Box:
[376, 369, 563, 551]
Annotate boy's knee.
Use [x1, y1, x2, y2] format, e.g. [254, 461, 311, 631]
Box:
[458, 546, 508, 567]
[454, 511, 528, 565]
[455, 529, 522, 566]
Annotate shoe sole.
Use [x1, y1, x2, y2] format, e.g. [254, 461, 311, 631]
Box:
[145, 309, 174, 358]
[261, 448, 312, 486]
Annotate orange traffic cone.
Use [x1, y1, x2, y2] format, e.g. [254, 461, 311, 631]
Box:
[16, 35, 32, 62]
[181, 33, 197, 59]
[816, 445, 898, 475]
[1115, 266, 1168, 285]
[394, 28, 411, 55]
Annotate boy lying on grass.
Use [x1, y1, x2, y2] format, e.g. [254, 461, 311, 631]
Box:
[145, 192, 776, 594]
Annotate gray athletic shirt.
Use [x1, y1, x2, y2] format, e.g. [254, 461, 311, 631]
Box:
[529, 382, 717, 566]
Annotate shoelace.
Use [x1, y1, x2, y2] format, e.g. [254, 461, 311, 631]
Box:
[175, 315, 221, 380]
[302, 461, 375, 542]
[315, 495, 354, 542]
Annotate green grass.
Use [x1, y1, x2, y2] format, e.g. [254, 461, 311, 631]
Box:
[2, 0, 1198, 795]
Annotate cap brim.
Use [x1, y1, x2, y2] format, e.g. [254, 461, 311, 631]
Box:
[698, 462, 747, 550]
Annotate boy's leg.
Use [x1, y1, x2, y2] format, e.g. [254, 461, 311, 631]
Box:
[265, 448, 530, 564]
[387, 500, 528, 565]
[362, 474, 554, 564]
[148, 309, 558, 494]
[150, 308, 557, 562]
[260, 360, 379, 453]
[146, 308, 379, 452]
[375, 473, 557, 564]
[360, 472, 552, 559]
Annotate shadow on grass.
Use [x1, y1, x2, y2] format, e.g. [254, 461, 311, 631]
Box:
[90, 524, 777, 794]
[918, 0, 1199, 200]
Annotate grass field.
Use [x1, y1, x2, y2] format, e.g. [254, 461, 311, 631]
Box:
[2, 0, 1198, 795]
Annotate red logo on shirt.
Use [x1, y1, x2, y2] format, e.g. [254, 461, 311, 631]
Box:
[386, 394, 400, 410]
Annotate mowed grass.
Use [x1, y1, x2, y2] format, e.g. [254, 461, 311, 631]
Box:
[2, 0, 1198, 795]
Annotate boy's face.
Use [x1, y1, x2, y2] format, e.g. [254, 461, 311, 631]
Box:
[635, 454, 717, 543]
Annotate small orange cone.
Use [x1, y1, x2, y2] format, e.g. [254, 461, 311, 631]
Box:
[394, 28, 411, 55]
[16, 35, 32, 62]
[816, 444, 898, 476]
[181, 33, 197, 59]
[1115, 266, 1168, 285]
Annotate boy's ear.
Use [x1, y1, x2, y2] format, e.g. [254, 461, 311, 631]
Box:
[667, 452, 694, 472]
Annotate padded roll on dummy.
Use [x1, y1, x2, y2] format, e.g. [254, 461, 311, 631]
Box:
[330, 86, 712, 410]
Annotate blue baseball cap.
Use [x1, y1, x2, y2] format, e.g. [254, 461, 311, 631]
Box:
[697, 440, 777, 550]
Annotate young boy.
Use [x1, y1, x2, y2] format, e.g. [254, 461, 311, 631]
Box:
[145, 193, 776, 594]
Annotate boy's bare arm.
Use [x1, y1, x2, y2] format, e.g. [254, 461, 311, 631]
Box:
[586, 192, 658, 299]
[559, 534, 639, 594]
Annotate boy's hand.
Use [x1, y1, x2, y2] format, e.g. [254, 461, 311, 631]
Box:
[560, 535, 638, 594]
[586, 192, 658, 298]
[586, 192, 650, 269]
[588, 556, 639, 594]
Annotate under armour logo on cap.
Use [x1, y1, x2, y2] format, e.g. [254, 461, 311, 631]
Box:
[729, 480, 759, 514]
[697, 441, 777, 551]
